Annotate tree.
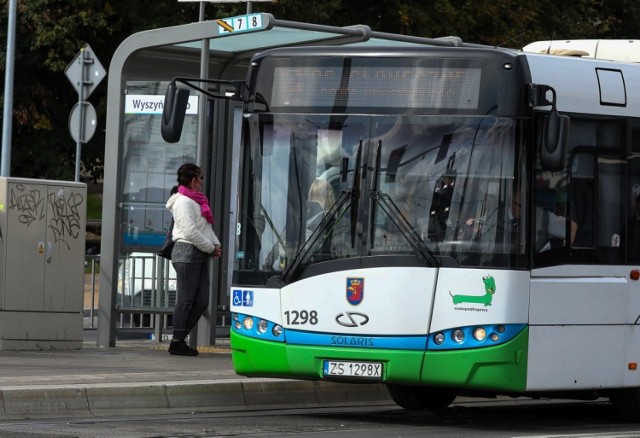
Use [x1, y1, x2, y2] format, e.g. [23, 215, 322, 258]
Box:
[0, 0, 202, 180]
[0, 0, 637, 181]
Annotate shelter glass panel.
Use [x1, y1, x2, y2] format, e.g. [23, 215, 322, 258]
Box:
[120, 81, 198, 251]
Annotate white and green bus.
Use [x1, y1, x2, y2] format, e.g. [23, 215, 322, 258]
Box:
[166, 39, 640, 417]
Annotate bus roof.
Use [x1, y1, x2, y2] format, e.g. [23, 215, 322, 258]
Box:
[522, 40, 640, 63]
[523, 48, 640, 116]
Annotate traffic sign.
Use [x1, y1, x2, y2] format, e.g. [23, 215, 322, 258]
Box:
[65, 44, 106, 98]
[68, 102, 97, 143]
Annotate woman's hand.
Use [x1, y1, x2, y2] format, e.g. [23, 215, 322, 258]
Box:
[212, 245, 222, 258]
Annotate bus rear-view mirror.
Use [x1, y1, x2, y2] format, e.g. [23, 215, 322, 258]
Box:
[541, 110, 570, 171]
[161, 81, 190, 143]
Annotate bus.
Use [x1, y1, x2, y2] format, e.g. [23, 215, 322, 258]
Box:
[164, 40, 640, 417]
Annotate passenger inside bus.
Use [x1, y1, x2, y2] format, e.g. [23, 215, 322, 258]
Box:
[306, 179, 336, 234]
[465, 190, 577, 252]
[532, 171, 579, 252]
[534, 203, 578, 252]
[306, 179, 336, 259]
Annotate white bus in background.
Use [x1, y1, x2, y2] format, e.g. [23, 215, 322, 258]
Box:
[523, 39, 640, 63]
[121, 253, 176, 310]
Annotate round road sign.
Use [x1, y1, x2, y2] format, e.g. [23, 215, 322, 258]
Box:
[68, 102, 97, 143]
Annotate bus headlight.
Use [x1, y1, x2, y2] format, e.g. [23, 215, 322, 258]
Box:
[243, 317, 254, 330]
[257, 319, 268, 334]
[272, 325, 283, 337]
[428, 324, 525, 350]
[234, 321, 241, 330]
[473, 327, 487, 341]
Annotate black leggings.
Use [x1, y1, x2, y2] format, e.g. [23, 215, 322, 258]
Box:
[172, 262, 210, 341]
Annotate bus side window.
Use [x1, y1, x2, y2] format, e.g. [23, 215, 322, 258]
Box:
[594, 123, 625, 264]
[534, 169, 574, 253]
[570, 152, 595, 249]
[624, 123, 640, 263]
[597, 157, 624, 263]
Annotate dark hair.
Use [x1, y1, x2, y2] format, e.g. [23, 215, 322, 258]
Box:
[170, 163, 201, 194]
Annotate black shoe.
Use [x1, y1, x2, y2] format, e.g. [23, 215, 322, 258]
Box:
[168, 339, 199, 356]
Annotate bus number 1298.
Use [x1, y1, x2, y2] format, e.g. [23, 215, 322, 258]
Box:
[284, 310, 318, 325]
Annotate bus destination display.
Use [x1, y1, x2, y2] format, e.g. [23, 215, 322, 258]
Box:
[271, 65, 482, 111]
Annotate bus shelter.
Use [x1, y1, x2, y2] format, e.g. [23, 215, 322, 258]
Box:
[98, 13, 462, 347]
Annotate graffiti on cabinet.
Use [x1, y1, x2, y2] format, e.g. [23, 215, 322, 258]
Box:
[7, 185, 84, 250]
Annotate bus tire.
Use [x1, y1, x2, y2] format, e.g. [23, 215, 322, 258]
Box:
[386, 384, 458, 411]
[611, 388, 640, 420]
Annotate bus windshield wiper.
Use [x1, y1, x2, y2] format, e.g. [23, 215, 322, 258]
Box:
[369, 140, 382, 246]
[279, 189, 352, 285]
[350, 140, 362, 247]
[370, 191, 440, 267]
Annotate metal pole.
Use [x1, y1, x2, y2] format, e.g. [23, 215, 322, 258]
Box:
[191, 0, 212, 348]
[90, 256, 96, 329]
[247, 2, 252, 14]
[197, 3, 208, 168]
[74, 48, 87, 182]
[1, 0, 17, 177]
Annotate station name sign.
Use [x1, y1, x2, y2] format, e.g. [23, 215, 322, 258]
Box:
[125, 95, 199, 115]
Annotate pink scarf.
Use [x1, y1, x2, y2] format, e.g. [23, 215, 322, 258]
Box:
[178, 185, 214, 224]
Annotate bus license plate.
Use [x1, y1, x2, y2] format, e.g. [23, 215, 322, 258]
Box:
[323, 360, 382, 379]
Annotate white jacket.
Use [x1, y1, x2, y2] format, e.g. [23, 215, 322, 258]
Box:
[166, 193, 220, 254]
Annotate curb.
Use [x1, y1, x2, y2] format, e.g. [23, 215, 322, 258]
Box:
[0, 379, 392, 419]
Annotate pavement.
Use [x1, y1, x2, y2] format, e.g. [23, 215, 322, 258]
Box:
[0, 330, 392, 420]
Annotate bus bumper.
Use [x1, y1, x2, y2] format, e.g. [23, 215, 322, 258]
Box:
[231, 328, 528, 391]
[421, 328, 528, 392]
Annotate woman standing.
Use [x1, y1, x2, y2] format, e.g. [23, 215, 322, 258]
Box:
[166, 163, 221, 356]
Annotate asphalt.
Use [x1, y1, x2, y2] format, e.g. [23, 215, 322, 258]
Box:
[0, 331, 392, 420]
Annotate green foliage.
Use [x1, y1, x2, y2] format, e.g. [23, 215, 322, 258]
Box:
[0, 0, 202, 181]
[0, 0, 638, 186]
[86, 193, 102, 220]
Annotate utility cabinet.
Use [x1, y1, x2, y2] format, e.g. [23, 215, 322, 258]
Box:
[0, 178, 86, 350]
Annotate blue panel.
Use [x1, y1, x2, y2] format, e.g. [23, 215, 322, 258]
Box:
[122, 232, 165, 247]
[286, 330, 428, 351]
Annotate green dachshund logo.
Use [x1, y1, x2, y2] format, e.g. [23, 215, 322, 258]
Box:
[449, 275, 496, 306]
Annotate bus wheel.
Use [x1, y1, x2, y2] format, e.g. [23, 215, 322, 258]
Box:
[611, 388, 640, 420]
[386, 384, 458, 411]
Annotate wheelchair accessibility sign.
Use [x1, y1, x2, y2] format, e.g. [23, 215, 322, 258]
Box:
[233, 289, 254, 307]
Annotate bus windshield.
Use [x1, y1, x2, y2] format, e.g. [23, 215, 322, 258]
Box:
[235, 113, 525, 284]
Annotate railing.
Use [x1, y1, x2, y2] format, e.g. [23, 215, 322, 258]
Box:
[84, 253, 175, 335]
[84, 255, 100, 329]
[84, 254, 230, 339]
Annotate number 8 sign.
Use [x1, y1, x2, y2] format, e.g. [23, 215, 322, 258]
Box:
[217, 14, 264, 35]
